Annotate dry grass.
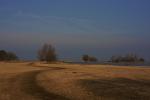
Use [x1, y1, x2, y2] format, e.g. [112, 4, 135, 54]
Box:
[0, 62, 150, 100]
[37, 63, 150, 100]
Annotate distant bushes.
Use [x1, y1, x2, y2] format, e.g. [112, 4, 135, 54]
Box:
[38, 43, 57, 62]
[111, 54, 145, 63]
[82, 55, 98, 62]
[0, 50, 18, 61]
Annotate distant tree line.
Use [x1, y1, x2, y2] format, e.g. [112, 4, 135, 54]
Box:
[111, 54, 144, 63]
[1, 44, 146, 64]
[0, 50, 18, 61]
[82, 55, 98, 62]
[38, 44, 99, 63]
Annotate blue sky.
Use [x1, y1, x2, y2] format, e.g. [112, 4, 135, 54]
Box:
[0, 0, 150, 61]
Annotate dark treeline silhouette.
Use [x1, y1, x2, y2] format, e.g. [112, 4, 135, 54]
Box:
[111, 54, 145, 63]
[38, 43, 57, 62]
[1, 44, 146, 64]
[0, 50, 18, 61]
[82, 55, 98, 62]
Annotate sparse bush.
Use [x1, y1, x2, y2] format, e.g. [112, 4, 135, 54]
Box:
[82, 55, 98, 62]
[7, 52, 18, 60]
[89, 57, 98, 62]
[139, 58, 145, 62]
[38, 43, 57, 62]
[111, 54, 145, 63]
[82, 55, 89, 62]
[0, 50, 7, 61]
[0, 50, 18, 61]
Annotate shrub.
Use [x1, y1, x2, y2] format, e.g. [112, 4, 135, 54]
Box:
[111, 54, 145, 63]
[82, 55, 98, 62]
[0, 50, 18, 61]
[0, 50, 8, 61]
[89, 57, 98, 62]
[82, 55, 89, 62]
[139, 58, 145, 62]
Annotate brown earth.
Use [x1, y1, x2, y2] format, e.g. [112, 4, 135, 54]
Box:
[0, 62, 150, 100]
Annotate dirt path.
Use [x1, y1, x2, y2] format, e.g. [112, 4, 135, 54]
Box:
[37, 68, 98, 100]
[0, 68, 70, 100]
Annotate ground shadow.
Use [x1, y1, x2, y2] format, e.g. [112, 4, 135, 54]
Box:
[79, 78, 150, 100]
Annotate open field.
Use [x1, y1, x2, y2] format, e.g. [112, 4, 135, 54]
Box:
[0, 62, 150, 100]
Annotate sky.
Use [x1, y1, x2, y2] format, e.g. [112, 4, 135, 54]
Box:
[0, 0, 150, 61]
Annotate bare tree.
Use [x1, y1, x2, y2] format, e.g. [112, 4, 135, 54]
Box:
[38, 43, 57, 62]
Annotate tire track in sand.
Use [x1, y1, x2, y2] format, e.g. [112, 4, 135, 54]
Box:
[1, 68, 70, 100]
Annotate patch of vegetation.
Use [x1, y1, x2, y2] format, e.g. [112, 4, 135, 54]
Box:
[82, 55, 98, 62]
[110, 54, 145, 63]
[38, 43, 57, 62]
[0, 50, 18, 61]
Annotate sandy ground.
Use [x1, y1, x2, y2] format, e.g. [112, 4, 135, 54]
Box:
[0, 62, 150, 100]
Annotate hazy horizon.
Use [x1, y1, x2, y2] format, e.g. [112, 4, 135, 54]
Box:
[0, 0, 150, 61]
